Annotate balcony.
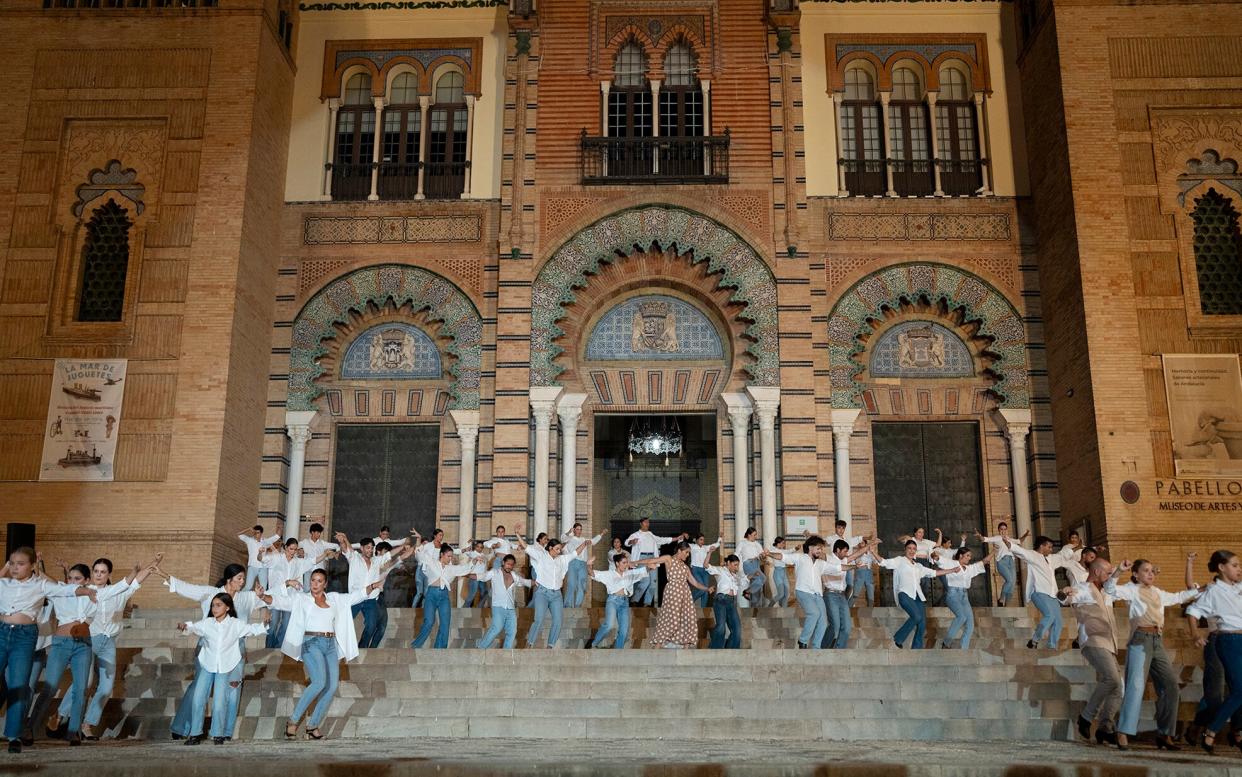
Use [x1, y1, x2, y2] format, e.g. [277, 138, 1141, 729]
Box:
[327, 161, 470, 202]
[838, 157, 988, 197]
[580, 132, 730, 185]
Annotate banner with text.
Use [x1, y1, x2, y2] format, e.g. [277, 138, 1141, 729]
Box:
[40, 359, 128, 482]
[1163, 353, 1242, 477]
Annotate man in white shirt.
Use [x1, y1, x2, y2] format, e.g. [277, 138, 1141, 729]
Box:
[239, 525, 281, 591]
[411, 528, 445, 608]
[624, 518, 688, 607]
[299, 522, 340, 590]
[821, 539, 868, 648]
[831, 520, 864, 605]
[516, 530, 591, 648]
[766, 536, 790, 608]
[705, 555, 747, 649]
[410, 544, 474, 649]
[262, 538, 324, 648]
[336, 533, 397, 648]
[475, 554, 531, 649]
[560, 523, 605, 608]
[879, 539, 959, 649]
[689, 534, 722, 607]
[1006, 534, 1072, 649]
[585, 555, 648, 649]
[766, 536, 831, 649]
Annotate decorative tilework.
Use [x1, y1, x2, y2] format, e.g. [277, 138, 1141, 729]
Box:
[531, 206, 779, 386]
[869, 321, 974, 378]
[303, 215, 482, 245]
[585, 295, 724, 361]
[834, 43, 978, 67]
[827, 262, 1030, 409]
[289, 264, 481, 411]
[340, 323, 442, 380]
[334, 47, 473, 72]
[827, 213, 1011, 242]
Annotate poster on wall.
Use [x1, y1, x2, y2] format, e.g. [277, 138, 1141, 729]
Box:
[39, 359, 128, 482]
[1163, 353, 1242, 477]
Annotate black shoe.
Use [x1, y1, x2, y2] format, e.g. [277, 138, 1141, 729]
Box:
[997, 599, 1004, 607]
[1026, 639, 1037, 649]
[184, 735, 203, 746]
[212, 737, 226, 745]
[1201, 732, 1215, 755]
[1095, 728, 1117, 746]
[894, 641, 903, 649]
[68, 735, 81, 747]
[940, 641, 951, 650]
[171, 732, 184, 741]
[1155, 734, 1180, 751]
[19, 735, 31, 747]
[7, 739, 19, 754]
[583, 639, 593, 650]
[1071, 639, 1081, 649]
[1077, 715, 1091, 741]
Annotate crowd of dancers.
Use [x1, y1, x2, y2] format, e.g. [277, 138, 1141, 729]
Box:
[0, 519, 1238, 756]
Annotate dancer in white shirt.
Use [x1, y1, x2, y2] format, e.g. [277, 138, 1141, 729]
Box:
[831, 520, 866, 606]
[705, 555, 746, 649]
[606, 537, 629, 573]
[336, 533, 405, 649]
[238, 526, 281, 591]
[1186, 549, 1242, 755]
[1005, 535, 1072, 649]
[515, 529, 591, 648]
[410, 544, 472, 649]
[461, 541, 492, 608]
[411, 528, 446, 608]
[560, 524, 605, 608]
[263, 539, 332, 649]
[298, 522, 339, 590]
[736, 527, 767, 606]
[483, 526, 516, 571]
[474, 555, 531, 649]
[624, 518, 687, 607]
[821, 539, 870, 648]
[585, 556, 648, 649]
[689, 534, 722, 608]
[175, 593, 266, 745]
[976, 522, 1028, 606]
[766, 537, 791, 608]
[879, 539, 959, 649]
[939, 545, 995, 649]
[765, 536, 832, 649]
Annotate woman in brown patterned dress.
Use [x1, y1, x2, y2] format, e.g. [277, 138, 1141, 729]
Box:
[635, 542, 713, 648]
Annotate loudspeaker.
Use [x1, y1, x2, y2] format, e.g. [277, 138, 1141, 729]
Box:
[6, 523, 35, 559]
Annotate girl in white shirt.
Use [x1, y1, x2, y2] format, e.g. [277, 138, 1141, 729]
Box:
[736, 527, 767, 607]
[176, 593, 267, 745]
[1186, 549, 1242, 754]
[879, 540, 958, 649]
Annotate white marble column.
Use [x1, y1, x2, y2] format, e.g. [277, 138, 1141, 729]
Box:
[830, 409, 861, 529]
[831, 92, 848, 196]
[600, 80, 611, 177]
[322, 98, 339, 200]
[462, 94, 476, 199]
[879, 91, 896, 197]
[974, 92, 994, 196]
[367, 96, 385, 201]
[529, 387, 563, 539]
[415, 95, 430, 200]
[450, 409, 480, 547]
[556, 394, 587, 536]
[720, 392, 753, 548]
[650, 78, 662, 175]
[701, 79, 712, 176]
[997, 408, 1034, 547]
[283, 410, 317, 541]
[927, 92, 945, 197]
[746, 386, 781, 545]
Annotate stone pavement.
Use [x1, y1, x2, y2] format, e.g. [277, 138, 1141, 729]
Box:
[9, 737, 1242, 776]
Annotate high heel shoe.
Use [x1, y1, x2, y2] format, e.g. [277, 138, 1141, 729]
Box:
[284, 721, 299, 740]
[1115, 733, 1129, 751]
[1155, 734, 1180, 751]
[1201, 731, 1216, 755]
[306, 727, 324, 741]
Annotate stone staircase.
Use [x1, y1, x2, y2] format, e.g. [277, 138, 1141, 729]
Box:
[88, 605, 1206, 742]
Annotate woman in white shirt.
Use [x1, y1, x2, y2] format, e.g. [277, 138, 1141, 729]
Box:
[736, 527, 767, 606]
[879, 540, 958, 649]
[0, 547, 94, 754]
[1108, 556, 1200, 750]
[268, 568, 379, 740]
[766, 537, 791, 608]
[176, 593, 267, 745]
[939, 546, 994, 650]
[1186, 549, 1242, 754]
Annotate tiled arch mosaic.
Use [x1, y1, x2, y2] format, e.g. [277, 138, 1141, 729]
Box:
[531, 205, 779, 386]
[289, 264, 482, 411]
[827, 262, 1030, 408]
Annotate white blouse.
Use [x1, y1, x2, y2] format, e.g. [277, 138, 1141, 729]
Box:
[166, 577, 267, 622]
[0, 576, 82, 620]
[90, 580, 141, 638]
[704, 565, 747, 597]
[689, 541, 721, 569]
[879, 556, 937, 602]
[944, 561, 985, 590]
[48, 580, 135, 632]
[736, 540, 764, 564]
[526, 544, 575, 591]
[303, 602, 336, 633]
[591, 569, 648, 598]
[781, 552, 828, 595]
[268, 589, 369, 662]
[182, 616, 267, 673]
[1186, 579, 1242, 632]
[477, 568, 531, 609]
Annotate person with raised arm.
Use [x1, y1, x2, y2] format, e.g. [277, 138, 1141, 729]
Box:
[461, 540, 492, 607]
[1184, 551, 1242, 750]
[474, 555, 531, 649]
[830, 520, 865, 605]
[175, 593, 267, 745]
[736, 527, 767, 606]
[262, 538, 333, 649]
[879, 539, 959, 649]
[238, 525, 281, 591]
[482, 525, 516, 571]
[976, 522, 1028, 606]
[1186, 549, 1242, 755]
[411, 528, 445, 608]
[584, 554, 649, 649]
[1110, 555, 1201, 751]
[624, 518, 687, 607]
[765, 535, 834, 650]
[560, 523, 605, 608]
[514, 527, 591, 648]
[820, 538, 871, 649]
[409, 543, 471, 649]
[298, 522, 339, 590]
[1059, 557, 1128, 746]
[689, 534, 722, 608]
[631, 541, 712, 649]
[1004, 534, 1072, 649]
[335, 533, 392, 649]
[704, 554, 746, 649]
[939, 545, 995, 650]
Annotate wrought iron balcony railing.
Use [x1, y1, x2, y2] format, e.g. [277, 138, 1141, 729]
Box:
[327, 160, 470, 202]
[838, 157, 989, 197]
[580, 132, 730, 185]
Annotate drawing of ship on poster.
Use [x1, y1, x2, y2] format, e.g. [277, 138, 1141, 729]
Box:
[58, 445, 101, 468]
[62, 383, 102, 402]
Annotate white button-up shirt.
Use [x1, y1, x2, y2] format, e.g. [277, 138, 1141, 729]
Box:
[781, 552, 829, 595]
[1009, 545, 1071, 598]
[0, 577, 83, 620]
[483, 536, 516, 557]
[1106, 580, 1199, 631]
[879, 556, 937, 601]
[342, 549, 387, 601]
[982, 535, 1015, 560]
[765, 545, 790, 568]
[299, 537, 340, 572]
[264, 552, 317, 591]
[689, 541, 721, 569]
[526, 544, 575, 591]
[182, 616, 267, 674]
[477, 567, 530, 609]
[591, 569, 648, 598]
[821, 555, 850, 593]
[911, 538, 937, 558]
[705, 565, 747, 597]
[166, 577, 268, 622]
[420, 554, 474, 590]
[736, 539, 764, 564]
[945, 561, 985, 590]
[239, 532, 281, 567]
[606, 548, 630, 573]
[560, 532, 603, 560]
[626, 530, 676, 557]
[79, 580, 140, 637]
[1187, 579, 1242, 631]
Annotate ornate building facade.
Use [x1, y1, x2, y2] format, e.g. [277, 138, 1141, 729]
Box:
[0, 0, 1237, 603]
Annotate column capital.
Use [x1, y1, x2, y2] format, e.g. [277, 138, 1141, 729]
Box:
[285, 409, 317, 446]
[926, 91, 939, 107]
[829, 408, 861, 444]
[556, 392, 587, 428]
[600, 79, 611, 95]
[327, 97, 341, 111]
[450, 408, 481, 447]
[700, 79, 711, 93]
[996, 408, 1033, 444]
[466, 94, 477, 107]
[530, 386, 563, 427]
[720, 391, 753, 430]
[371, 96, 387, 111]
[418, 94, 431, 108]
[879, 90, 892, 106]
[745, 386, 780, 430]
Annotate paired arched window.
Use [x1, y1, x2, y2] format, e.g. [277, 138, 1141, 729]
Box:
[934, 66, 982, 195]
[77, 199, 132, 323]
[609, 42, 652, 140]
[839, 67, 885, 196]
[1190, 188, 1242, 316]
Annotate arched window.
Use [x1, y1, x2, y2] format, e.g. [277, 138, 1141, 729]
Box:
[333, 72, 375, 200]
[659, 42, 704, 178]
[1190, 188, 1242, 315]
[378, 72, 421, 199]
[608, 42, 654, 177]
[77, 199, 131, 322]
[935, 65, 981, 195]
[427, 71, 468, 199]
[888, 66, 933, 196]
[840, 67, 884, 196]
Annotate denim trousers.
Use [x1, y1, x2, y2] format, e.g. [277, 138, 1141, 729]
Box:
[1030, 592, 1063, 648]
[350, 598, 383, 649]
[412, 565, 427, 608]
[895, 592, 926, 648]
[592, 594, 632, 649]
[709, 594, 740, 649]
[291, 635, 339, 728]
[944, 587, 975, 649]
[411, 587, 452, 649]
[527, 586, 564, 648]
[1194, 632, 1242, 729]
[170, 638, 207, 736]
[1118, 631, 1179, 736]
[631, 556, 657, 606]
[848, 567, 875, 607]
[770, 567, 790, 607]
[243, 565, 268, 592]
[31, 635, 92, 737]
[266, 607, 290, 649]
[1208, 633, 1242, 734]
[822, 591, 851, 649]
[0, 623, 38, 739]
[690, 567, 711, 608]
[743, 559, 766, 605]
[996, 555, 1016, 605]
[477, 607, 517, 649]
[564, 559, 589, 607]
[794, 590, 828, 648]
[56, 632, 120, 728]
[187, 668, 231, 738]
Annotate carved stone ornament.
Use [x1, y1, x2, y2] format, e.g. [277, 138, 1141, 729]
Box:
[73, 160, 146, 218]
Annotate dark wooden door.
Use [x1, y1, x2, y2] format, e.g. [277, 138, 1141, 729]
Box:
[872, 421, 989, 606]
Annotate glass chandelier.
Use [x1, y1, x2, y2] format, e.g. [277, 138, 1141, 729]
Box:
[627, 416, 683, 465]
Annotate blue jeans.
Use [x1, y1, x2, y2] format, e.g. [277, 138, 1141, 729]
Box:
[709, 594, 740, 649]
[243, 565, 268, 592]
[848, 567, 874, 607]
[771, 566, 790, 607]
[945, 587, 975, 648]
[631, 556, 657, 606]
[1209, 633, 1242, 734]
[187, 669, 231, 738]
[477, 607, 517, 649]
[895, 592, 926, 648]
[411, 587, 452, 649]
[57, 632, 119, 728]
[170, 639, 207, 737]
[743, 560, 766, 605]
[412, 565, 427, 608]
[822, 591, 850, 649]
[1030, 592, 1062, 648]
[31, 635, 92, 737]
[1118, 631, 1178, 736]
[466, 578, 488, 608]
[997, 555, 1016, 605]
[527, 586, 564, 648]
[592, 594, 631, 649]
[291, 635, 339, 728]
[267, 607, 290, 649]
[691, 567, 711, 608]
[565, 559, 589, 607]
[351, 598, 383, 649]
[794, 590, 828, 648]
[0, 624, 37, 739]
